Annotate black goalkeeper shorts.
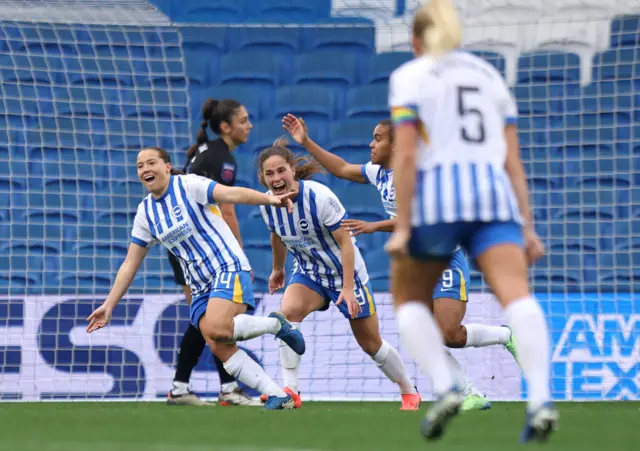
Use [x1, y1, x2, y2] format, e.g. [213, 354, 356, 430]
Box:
[168, 251, 186, 286]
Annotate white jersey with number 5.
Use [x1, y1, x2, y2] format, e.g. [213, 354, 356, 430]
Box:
[389, 50, 522, 226]
[260, 180, 369, 291]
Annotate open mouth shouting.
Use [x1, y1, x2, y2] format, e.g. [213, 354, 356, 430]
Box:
[272, 181, 287, 195]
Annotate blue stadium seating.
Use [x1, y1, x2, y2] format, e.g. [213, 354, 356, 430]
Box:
[368, 52, 412, 84]
[219, 52, 282, 87]
[346, 85, 389, 120]
[250, 0, 331, 23]
[293, 51, 358, 87]
[610, 15, 640, 48]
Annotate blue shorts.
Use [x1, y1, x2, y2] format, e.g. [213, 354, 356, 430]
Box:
[190, 271, 256, 329]
[287, 273, 376, 320]
[433, 248, 470, 302]
[409, 220, 524, 261]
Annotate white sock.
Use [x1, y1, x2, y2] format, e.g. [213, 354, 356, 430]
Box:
[232, 314, 280, 341]
[223, 349, 286, 397]
[220, 381, 238, 394]
[372, 340, 417, 394]
[464, 324, 512, 347]
[444, 350, 480, 396]
[396, 302, 454, 395]
[279, 322, 302, 393]
[444, 350, 468, 391]
[504, 296, 551, 411]
[171, 381, 189, 396]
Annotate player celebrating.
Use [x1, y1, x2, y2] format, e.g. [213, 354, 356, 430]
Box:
[257, 137, 421, 411]
[167, 98, 261, 407]
[386, 0, 556, 441]
[86, 146, 305, 411]
[282, 114, 519, 411]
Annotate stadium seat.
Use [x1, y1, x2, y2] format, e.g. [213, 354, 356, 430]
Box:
[368, 51, 412, 84]
[219, 52, 282, 87]
[610, 14, 640, 48]
[180, 26, 226, 55]
[227, 27, 302, 58]
[275, 85, 338, 120]
[517, 50, 582, 84]
[329, 119, 381, 153]
[514, 84, 566, 115]
[293, 51, 358, 87]
[579, 81, 636, 122]
[0, 178, 26, 222]
[121, 89, 189, 119]
[346, 85, 389, 121]
[592, 48, 640, 81]
[250, 0, 331, 23]
[53, 86, 114, 118]
[304, 26, 375, 55]
[339, 183, 387, 220]
[0, 54, 58, 84]
[173, 0, 246, 23]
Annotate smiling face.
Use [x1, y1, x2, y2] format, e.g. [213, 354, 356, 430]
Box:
[137, 148, 172, 197]
[369, 122, 393, 167]
[261, 154, 297, 196]
[220, 105, 253, 146]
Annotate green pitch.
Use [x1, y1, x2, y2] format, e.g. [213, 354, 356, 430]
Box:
[0, 402, 636, 451]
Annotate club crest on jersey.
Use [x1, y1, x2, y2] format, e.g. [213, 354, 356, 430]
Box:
[171, 205, 183, 219]
[298, 219, 310, 232]
[221, 163, 236, 184]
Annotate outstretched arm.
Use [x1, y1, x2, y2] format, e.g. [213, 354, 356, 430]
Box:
[342, 217, 396, 236]
[87, 242, 149, 332]
[282, 114, 366, 183]
[212, 183, 294, 210]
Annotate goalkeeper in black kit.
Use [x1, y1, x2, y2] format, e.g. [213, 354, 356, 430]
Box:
[167, 98, 261, 406]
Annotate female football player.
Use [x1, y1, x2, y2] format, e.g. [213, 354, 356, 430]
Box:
[257, 137, 421, 411]
[386, 0, 555, 441]
[167, 98, 261, 407]
[87, 146, 304, 410]
[282, 114, 519, 412]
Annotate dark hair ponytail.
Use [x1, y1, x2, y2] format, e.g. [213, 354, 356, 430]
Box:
[184, 98, 240, 172]
[144, 146, 182, 175]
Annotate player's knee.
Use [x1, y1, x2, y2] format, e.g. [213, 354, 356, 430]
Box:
[358, 335, 383, 357]
[200, 319, 234, 343]
[441, 324, 465, 348]
[279, 305, 307, 323]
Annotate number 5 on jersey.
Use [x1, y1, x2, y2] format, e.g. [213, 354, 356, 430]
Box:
[457, 86, 485, 144]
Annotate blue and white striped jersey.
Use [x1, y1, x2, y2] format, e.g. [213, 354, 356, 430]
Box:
[131, 174, 251, 296]
[361, 162, 396, 218]
[389, 51, 523, 226]
[260, 180, 369, 291]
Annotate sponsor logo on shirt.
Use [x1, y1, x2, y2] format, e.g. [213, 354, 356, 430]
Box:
[221, 162, 236, 184]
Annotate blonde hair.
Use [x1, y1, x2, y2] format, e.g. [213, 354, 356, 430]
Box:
[412, 0, 462, 56]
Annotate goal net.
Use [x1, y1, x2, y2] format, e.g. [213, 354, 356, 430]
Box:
[0, 0, 638, 402]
